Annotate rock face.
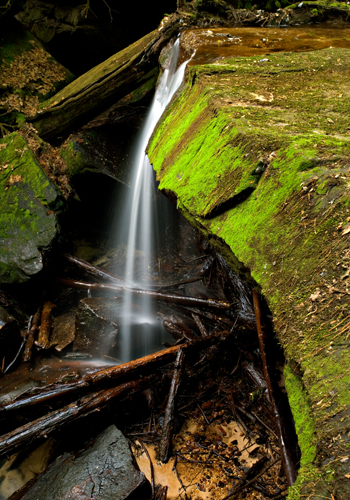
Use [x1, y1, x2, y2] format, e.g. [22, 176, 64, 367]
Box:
[149, 28, 350, 498]
[74, 298, 119, 359]
[0, 132, 64, 283]
[20, 425, 151, 500]
[0, 306, 21, 370]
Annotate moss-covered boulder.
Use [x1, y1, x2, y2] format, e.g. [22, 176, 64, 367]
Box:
[0, 132, 64, 283]
[149, 37, 350, 498]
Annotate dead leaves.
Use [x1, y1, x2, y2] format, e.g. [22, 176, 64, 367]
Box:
[0, 40, 68, 117]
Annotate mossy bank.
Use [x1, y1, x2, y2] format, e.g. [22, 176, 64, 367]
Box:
[149, 40, 350, 498]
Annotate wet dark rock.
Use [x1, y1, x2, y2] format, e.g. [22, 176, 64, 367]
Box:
[19, 425, 151, 500]
[74, 298, 119, 359]
[0, 133, 64, 283]
[0, 306, 21, 371]
[50, 311, 75, 351]
[14, 0, 177, 76]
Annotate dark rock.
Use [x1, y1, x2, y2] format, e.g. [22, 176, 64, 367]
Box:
[14, 0, 177, 76]
[0, 306, 21, 371]
[74, 298, 119, 359]
[0, 132, 65, 283]
[19, 425, 151, 500]
[50, 311, 75, 351]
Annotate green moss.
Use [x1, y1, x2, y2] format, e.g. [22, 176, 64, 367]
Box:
[0, 132, 63, 282]
[285, 365, 317, 479]
[60, 141, 87, 178]
[149, 44, 350, 495]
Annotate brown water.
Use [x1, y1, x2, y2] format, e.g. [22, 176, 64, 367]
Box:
[181, 25, 350, 65]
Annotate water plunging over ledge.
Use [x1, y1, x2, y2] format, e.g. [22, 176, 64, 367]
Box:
[116, 39, 192, 362]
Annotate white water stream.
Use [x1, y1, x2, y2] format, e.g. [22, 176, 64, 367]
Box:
[119, 39, 191, 362]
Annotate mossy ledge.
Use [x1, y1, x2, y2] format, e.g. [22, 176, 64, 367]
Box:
[149, 46, 350, 497]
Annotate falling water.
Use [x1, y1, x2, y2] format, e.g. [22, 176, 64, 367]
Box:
[118, 39, 192, 362]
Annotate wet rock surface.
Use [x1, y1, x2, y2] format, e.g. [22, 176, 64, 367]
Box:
[0, 132, 64, 283]
[74, 298, 119, 359]
[0, 307, 21, 371]
[19, 425, 151, 500]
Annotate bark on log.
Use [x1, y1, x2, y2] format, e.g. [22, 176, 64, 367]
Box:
[0, 380, 89, 414]
[159, 348, 185, 463]
[35, 302, 56, 350]
[0, 377, 154, 458]
[31, 20, 182, 139]
[252, 290, 299, 486]
[59, 278, 231, 310]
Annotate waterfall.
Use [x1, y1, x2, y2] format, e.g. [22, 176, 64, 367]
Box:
[118, 39, 191, 362]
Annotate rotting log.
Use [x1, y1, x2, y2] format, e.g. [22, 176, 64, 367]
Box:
[30, 20, 182, 139]
[0, 377, 154, 458]
[159, 348, 185, 463]
[0, 331, 232, 415]
[59, 278, 231, 310]
[252, 290, 299, 486]
[23, 309, 41, 363]
[35, 302, 56, 350]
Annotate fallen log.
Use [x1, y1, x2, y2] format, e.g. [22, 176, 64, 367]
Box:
[23, 309, 41, 363]
[0, 380, 89, 414]
[0, 331, 232, 416]
[0, 376, 154, 458]
[159, 348, 185, 463]
[252, 290, 299, 487]
[35, 302, 56, 350]
[88, 329, 231, 385]
[59, 278, 231, 310]
[30, 19, 182, 139]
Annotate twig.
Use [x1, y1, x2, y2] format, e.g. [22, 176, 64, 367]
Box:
[197, 403, 210, 425]
[172, 456, 188, 500]
[23, 309, 41, 363]
[253, 290, 299, 486]
[139, 439, 155, 499]
[159, 348, 185, 463]
[222, 457, 277, 500]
